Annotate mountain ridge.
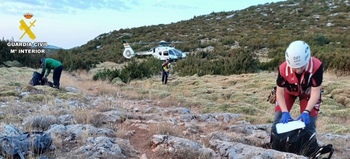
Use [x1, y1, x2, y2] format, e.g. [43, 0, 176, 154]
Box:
[44, 44, 62, 50]
[2, 0, 349, 73]
[50, 0, 349, 72]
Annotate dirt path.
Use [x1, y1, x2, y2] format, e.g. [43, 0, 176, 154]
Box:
[127, 125, 159, 159]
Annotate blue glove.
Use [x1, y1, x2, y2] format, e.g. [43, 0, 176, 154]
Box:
[297, 112, 310, 125]
[279, 112, 293, 124]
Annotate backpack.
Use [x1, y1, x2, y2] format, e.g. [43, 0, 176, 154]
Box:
[267, 86, 277, 104]
[271, 127, 334, 159]
[29, 71, 43, 86]
[29, 71, 54, 87]
[0, 131, 53, 159]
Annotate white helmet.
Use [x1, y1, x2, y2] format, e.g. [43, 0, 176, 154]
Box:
[285, 40, 311, 68]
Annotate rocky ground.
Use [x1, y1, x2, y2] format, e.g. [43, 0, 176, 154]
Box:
[0, 66, 349, 159]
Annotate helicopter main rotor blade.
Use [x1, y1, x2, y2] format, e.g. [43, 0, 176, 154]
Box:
[128, 41, 187, 45]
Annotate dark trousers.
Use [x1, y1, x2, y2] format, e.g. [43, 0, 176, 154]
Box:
[53, 65, 63, 89]
[162, 70, 168, 84]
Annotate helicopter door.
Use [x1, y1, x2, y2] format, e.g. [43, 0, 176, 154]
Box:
[163, 51, 169, 60]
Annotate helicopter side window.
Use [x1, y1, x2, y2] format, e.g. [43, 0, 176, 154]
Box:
[163, 51, 168, 56]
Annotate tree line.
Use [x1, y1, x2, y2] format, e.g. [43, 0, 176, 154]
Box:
[1, 36, 350, 84]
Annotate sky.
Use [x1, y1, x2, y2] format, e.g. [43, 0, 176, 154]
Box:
[0, 0, 286, 49]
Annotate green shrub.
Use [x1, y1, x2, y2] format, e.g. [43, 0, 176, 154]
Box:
[175, 48, 259, 76]
[0, 39, 43, 68]
[93, 57, 162, 83]
[314, 34, 330, 46]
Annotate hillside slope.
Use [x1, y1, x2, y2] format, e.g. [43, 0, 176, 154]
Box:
[50, 0, 349, 72]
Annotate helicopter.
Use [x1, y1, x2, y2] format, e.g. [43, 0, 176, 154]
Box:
[122, 40, 186, 61]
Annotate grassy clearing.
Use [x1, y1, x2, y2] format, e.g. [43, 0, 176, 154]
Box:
[120, 70, 350, 134]
[1, 64, 349, 134]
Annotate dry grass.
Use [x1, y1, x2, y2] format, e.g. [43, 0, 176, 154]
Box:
[149, 123, 184, 137]
[114, 123, 132, 138]
[71, 66, 350, 136]
[0, 63, 350, 133]
[1, 64, 350, 159]
[119, 70, 350, 135]
[71, 109, 95, 125]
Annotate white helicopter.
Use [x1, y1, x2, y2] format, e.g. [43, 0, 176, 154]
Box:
[122, 40, 186, 61]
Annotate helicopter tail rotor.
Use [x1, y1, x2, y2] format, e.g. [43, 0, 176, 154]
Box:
[122, 42, 135, 59]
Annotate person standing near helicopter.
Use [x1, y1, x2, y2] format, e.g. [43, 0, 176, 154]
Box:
[162, 59, 171, 84]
